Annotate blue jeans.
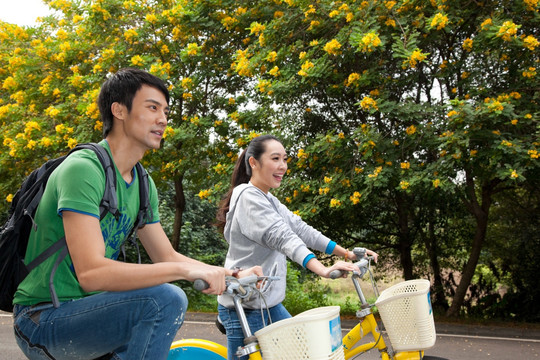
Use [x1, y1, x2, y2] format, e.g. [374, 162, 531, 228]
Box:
[218, 303, 291, 360]
[13, 284, 188, 360]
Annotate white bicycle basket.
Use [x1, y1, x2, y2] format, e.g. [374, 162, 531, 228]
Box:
[375, 279, 436, 352]
[254, 306, 345, 360]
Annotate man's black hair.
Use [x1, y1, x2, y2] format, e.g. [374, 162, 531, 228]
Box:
[98, 68, 170, 137]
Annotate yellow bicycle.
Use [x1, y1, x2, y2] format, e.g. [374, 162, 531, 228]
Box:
[168, 248, 447, 360]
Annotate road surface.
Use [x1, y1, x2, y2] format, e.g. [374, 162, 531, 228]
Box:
[2, 311, 539, 359]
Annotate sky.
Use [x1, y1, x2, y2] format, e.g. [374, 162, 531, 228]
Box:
[0, 0, 53, 26]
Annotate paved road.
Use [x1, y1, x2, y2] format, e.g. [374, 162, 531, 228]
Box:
[2, 311, 539, 359]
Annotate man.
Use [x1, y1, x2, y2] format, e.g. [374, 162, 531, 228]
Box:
[13, 68, 261, 359]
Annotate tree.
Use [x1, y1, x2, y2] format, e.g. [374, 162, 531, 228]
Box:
[224, 0, 540, 316]
[0, 0, 275, 249]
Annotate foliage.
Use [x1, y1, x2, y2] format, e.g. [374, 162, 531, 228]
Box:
[1, 0, 539, 320]
[222, 0, 540, 315]
[282, 262, 330, 316]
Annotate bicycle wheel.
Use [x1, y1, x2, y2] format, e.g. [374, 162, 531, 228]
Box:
[167, 338, 227, 360]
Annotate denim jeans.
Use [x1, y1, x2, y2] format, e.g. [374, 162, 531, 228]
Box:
[218, 303, 291, 360]
[13, 284, 188, 360]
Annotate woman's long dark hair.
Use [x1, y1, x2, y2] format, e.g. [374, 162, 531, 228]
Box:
[215, 135, 281, 233]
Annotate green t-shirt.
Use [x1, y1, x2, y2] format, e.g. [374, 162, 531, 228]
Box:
[13, 141, 160, 306]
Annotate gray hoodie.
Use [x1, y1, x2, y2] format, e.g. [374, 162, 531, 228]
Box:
[217, 183, 334, 309]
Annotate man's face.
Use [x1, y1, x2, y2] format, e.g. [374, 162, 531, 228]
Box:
[123, 85, 169, 150]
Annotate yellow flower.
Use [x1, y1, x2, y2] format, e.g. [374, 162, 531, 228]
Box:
[249, 22, 266, 35]
[198, 189, 211, 199]
[406, 125, 416, 135]
[497, 21, 518, 42]
[407, 49, 427, 68]
[67, 138, 78, 149]
[187, 43, 199, 56]
[347, 72, 361, 86]
[266, 51, 277, 62]
[6, 194, 14, 203]
[181, 77, 193, 89]
[329, 10, 340, 18]
[480, 18, 492, 30]
[45, 106, 60, 118]
[523, 35, 539, 51]
[298, 60, 314, 76]
[400, 181, 410, 190]
[431, 13, 449, 30]
[40, 137, 52, 147]
[528, 150, 539, 159]
[304, 5, 316, 17]
[24, 121, 41, 134]
[360, 96, 378, 111]
[400, 162, 410, 169]
[131, 55, 144, 67]
[350, 191, 362, 205]
[510, 170, 519, 179]
[330, 198, 342, 207]
[359, 32, 381, 52]
[308, 20, 320, 31]
[323, 39, 342, 55]
[324, 176, 332, 183]
[368, 166, 383, 178]
[522, 67, 537, 78]
[433, 179, 440, 188]
[462, 38, 473, 51]
[268, 66, 280, 77]
[319, 187, 330, 195]
[145, 13, 158, 24]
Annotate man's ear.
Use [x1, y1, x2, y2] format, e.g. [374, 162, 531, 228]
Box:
[111, 102, 126, 120]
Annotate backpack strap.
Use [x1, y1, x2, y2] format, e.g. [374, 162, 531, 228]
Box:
[120, 162, 151, 264]
[70, 143, 120, 221]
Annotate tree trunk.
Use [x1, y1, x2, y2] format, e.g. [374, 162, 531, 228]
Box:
[171, 175, 185, 252]
[446, 174, 494, 317]
[396, 193, 414, 280]
[424, 219, 448, 312]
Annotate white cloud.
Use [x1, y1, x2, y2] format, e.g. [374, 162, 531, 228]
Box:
[0, 0, 54, 26]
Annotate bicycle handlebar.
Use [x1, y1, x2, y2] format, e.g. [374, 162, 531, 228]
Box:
[193, 274, 279, 294]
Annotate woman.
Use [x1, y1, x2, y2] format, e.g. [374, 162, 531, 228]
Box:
[215, 134, 378, 359]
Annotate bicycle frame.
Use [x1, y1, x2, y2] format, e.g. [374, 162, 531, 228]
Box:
[341, 269, 424, 360]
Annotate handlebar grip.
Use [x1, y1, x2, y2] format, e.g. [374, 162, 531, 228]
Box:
[194, 279, 209, 291]
[329, 269, 343, 279]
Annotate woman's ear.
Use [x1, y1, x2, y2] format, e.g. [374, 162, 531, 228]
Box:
[248, 156, 257, 170]
[111, 102, 126, 120]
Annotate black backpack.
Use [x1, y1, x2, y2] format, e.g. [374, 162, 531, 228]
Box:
[0, 143, 151, 312]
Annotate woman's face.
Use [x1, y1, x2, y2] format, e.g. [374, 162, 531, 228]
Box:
[249, 140, 288, 193]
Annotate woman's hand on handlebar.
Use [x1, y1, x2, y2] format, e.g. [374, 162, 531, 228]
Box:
[366, 249, 378, 263]
[323, 260, 360, 279]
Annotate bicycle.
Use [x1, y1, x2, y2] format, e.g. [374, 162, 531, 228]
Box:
[168, 248, 447, 360]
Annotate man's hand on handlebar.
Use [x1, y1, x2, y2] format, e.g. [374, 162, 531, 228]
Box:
[233, 265, 264, 279]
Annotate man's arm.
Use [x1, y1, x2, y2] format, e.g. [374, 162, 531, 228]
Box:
[63, 211, 230, 295]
